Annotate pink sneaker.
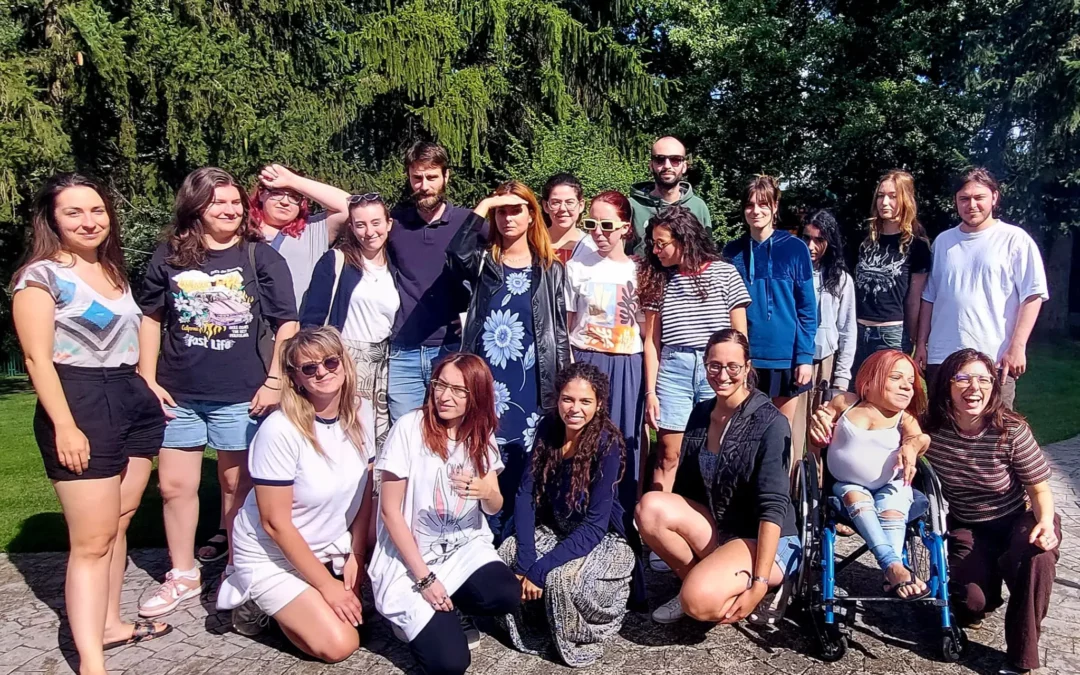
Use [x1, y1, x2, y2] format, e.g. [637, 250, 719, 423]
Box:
[139, 570, 202, 618]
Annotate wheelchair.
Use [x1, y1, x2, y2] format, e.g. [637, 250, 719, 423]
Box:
[790, 450, 968, 663]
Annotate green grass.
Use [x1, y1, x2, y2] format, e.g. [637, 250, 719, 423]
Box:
[1, 340, 1078, 552]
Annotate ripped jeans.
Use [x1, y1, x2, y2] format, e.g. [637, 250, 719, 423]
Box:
[833, 480, 913, 570]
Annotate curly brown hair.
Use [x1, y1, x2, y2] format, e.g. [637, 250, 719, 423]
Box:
[638, 206, 720, 307]
[530, 363, 625, 511]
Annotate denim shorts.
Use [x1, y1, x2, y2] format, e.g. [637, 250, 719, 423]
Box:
[163, 400, 259, 451]
[656, 345, 712, 431]
[774, 534, 802, 579]
[833, 480, 914, 515]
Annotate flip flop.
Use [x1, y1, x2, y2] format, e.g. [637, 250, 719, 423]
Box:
[103, 620, 173, 651]
[883, 571, 930, 602]
[197, 528, 229, 563]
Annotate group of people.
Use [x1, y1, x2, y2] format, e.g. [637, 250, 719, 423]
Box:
[9, 135, 1060, 675]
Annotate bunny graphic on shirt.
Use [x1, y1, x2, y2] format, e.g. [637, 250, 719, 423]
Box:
[415, 463, 480, 566]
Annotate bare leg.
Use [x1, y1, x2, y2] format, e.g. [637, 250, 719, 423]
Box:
[273, 588, 360, 663]
[54, 477, 122, 675]
[680, 537, 785, 623]
[158, 447, 204, 571]
[651, 430, 684, 493]
[635, 491, 719, 579]
[215, 450, 251, 564]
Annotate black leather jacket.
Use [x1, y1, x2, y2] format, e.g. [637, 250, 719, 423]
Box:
[446, 212, 570, 410]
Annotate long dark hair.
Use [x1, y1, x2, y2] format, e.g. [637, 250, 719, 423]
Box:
[420, 353, 498, 474]
[923, 348, 1025, 438]
[803, 209, 848, 298]
[166, 167, 262, 269]
[12, 172, 128, 292]
[639, 206, 720, 307]
[530, 363, 625, 511]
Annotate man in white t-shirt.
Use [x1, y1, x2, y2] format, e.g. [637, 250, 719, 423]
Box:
[915, 168, 1048, 409]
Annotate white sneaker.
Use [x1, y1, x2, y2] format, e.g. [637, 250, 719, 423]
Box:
[651, 595, 685, 624]
[460, 614, 481, 650]
[232, 601, 269, 636]
[649, 551, 672, 573]
[139, 569, 202, 618]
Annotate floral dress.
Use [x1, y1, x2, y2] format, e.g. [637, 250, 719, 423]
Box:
[481, 264, 541, 542]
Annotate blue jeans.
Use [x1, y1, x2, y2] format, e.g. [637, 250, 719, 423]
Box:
[655, 345, 711, 431]
[852, 324, 911, 375]
[387, 343, 459, 423]
[834, 480, 913, 571]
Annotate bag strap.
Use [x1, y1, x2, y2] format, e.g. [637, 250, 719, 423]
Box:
[324, 250, 345, 326]
[247, 242, 261, 302]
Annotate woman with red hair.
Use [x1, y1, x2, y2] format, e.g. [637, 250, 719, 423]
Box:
[369, 353, 520, 675]
[809, 349, 932, 599]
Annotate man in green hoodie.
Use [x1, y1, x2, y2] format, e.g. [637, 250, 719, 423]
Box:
[629, 136, 713, 254]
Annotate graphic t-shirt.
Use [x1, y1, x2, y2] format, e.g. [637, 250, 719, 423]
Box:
[368, 410, 504, 640]
[564, 254, 643, 354]
[854, 233, 931, 323]
[139, 242, 298, 403]
[14, 260, 142, 368]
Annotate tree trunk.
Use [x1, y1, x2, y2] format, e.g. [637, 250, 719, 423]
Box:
[1038, 227, 1074, 336]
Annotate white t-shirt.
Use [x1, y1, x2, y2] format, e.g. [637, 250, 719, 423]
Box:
[229, 403, 374, 568]
[564, 254, 643, 354]
[368, 410, 504, 640]
[340, 261, 400, 343]
[922, 221, 1049, 365]
[14, 260, 141, 367]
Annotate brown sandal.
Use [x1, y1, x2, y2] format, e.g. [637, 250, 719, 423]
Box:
[103, 620, 173, 651]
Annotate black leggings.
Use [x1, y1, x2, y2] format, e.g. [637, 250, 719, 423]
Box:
[409, 561, 521, 675]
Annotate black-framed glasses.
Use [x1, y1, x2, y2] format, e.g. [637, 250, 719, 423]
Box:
[348, 192, 384, 206]
[432, 378, 469, 400]
[951, 373, 994, 388]
[581, 218, 628, 232]
[651, 154, 686, 166]
[290, 356, 342, 377]
[705, 362, 747, 377]
[265, 190, 302, 206]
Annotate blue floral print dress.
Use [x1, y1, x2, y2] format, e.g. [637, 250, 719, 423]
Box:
[481, 264, 540, 541]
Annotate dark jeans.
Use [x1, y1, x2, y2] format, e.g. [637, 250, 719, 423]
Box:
[852, 323, 911, 375]
[926, 364, 1017, 410]
[947, 510, 1060, 670]
[409, 562, 521, 675]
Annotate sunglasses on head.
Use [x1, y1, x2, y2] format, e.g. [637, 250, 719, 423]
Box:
[580, 218, 628, 232]
[347, 193, 384, 206]
[290, 356, 342, 377]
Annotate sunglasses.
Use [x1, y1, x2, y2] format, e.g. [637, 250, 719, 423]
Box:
[290, 356, 342, 377]
[348, 192, 384, 206]
[651, 154, 686, 166]
[265, 190, 302, 206]
[580, 218, 628, 232]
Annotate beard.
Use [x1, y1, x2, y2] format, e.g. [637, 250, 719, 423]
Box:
[653, 168, 683, 189]
[412, 188, 447, 212]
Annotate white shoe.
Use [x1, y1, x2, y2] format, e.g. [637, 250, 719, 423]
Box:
[139, 569, 202, 618]
[651, 595, 685, 624]
[232, 601, 269, 636]
[649, 551, 672, 573]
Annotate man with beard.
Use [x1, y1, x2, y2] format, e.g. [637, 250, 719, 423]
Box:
[386, 141, 478, 422]
[629, 136, 712, 254]
[915, 167, 1047, 409]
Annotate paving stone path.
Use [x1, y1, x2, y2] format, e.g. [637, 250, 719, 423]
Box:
[3, 434, 1080, 675]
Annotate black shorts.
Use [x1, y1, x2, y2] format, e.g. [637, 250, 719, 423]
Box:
[755, 366, 812, 399]
[34, 364, 165, 481]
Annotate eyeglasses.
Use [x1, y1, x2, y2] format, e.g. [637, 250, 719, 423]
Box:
[432, 378, 469, 400]
[265, 190, 302, 206]
[546, 199, 580, 210]
[651, 238, 675, 252]
[580, 219, 628, 232]
[348, 193, 384, 206]
[705, 362, 747, 377]
[651, 154, 686, 167]
[951, 373, 994, 388]
[289, 356, 342, 377]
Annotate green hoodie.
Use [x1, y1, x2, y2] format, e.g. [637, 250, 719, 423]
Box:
[628, 181, 713, 255]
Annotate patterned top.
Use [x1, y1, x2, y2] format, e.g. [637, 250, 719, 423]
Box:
[926, 421, 1052, 523]
[14, 260, 141, 367]
[643, 261, 751, 349]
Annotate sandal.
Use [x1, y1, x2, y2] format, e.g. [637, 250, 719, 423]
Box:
[197, 528, 229, 563]
[835, 523, 855, 537]
[103, 620, 173, 651]
[883, 570, 930, 602]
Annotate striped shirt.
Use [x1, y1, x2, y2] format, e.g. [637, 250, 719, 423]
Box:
[644, 261, 751, 348]
[926, 421, 1051, 523]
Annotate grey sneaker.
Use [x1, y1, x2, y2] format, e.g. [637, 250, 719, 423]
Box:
[651, 595, 685, 624]
[648, 551, 672, 573]
[232, 601, 269, 637]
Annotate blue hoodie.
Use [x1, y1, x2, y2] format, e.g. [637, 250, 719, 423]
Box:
[723, 230, 817, 369]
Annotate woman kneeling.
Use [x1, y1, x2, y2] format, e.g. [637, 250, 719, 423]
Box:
[636, 329, 800, 625]
[369, 353, 521, 675]
[217, 327, 373, 663]
[499, 363, 637, 667]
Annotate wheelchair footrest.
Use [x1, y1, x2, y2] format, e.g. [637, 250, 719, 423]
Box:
[824, 596, 948, 607]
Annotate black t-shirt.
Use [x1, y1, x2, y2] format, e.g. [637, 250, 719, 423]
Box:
[854, 233, 931, 323]
[140, 242, 298, 403]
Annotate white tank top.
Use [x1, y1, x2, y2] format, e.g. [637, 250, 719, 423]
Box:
[827, 402, 902, 490]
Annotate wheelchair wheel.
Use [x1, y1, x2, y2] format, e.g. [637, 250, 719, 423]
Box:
[818, 621, 848, 662]
[906, 526, 932, 583]
[940, 625, 968, 662]
[792, 456, 821, 609]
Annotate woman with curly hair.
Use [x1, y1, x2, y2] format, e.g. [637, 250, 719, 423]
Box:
[497, 363, 636, 667]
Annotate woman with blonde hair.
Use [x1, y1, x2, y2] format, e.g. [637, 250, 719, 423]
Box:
[447, 180, 570, 542]
[852, 170, 931, 372]
[217, 327, 374, 663]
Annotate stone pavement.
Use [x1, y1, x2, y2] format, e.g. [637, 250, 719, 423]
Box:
[3, 434, 1080, 675]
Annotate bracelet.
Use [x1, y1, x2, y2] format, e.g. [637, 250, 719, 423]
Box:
[749, 575, 770, 588]
[266, 375, 280, 381]
[263, 384, 281, 391]
[413, 572, 436, 592]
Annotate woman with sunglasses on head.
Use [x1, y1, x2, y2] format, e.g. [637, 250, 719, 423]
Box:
[369, 353, 521, 675]
[923, 349, 1059, 675]
[541, 173, 591, 264]
[636, 329, 800, 626]
[12, 173, 172, 675]
[217, 328, 373, 661]
[639, 206, 750, 498]
[252, 163, 351, 309]
[447, 180, 570, 543]
[138, 167, 299, 615]
[301, 193, 399, 452]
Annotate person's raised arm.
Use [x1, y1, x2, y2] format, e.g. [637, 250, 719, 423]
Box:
[260, 164, 351, 240]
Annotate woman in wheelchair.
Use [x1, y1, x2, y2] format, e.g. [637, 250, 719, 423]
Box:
[635, 329, 800, 625]
[924, 349, 1059, 675]
[808, 349, 931, 600]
